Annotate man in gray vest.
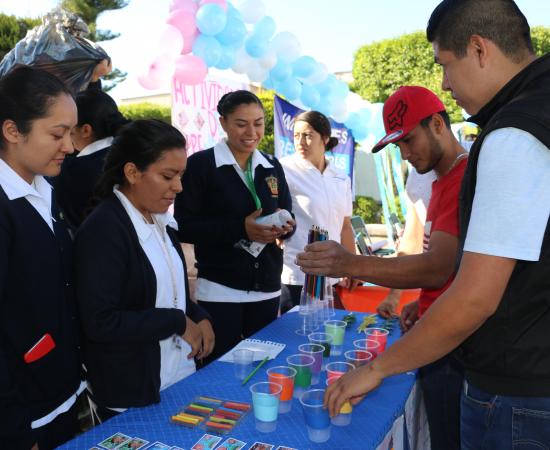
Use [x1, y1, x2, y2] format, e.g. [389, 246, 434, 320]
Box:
[298, 0, 550, 447]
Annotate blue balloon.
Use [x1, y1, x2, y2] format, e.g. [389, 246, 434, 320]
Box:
[315, 74, 338, 97]
[333, 79, 350, 100]
[215, 46, 236, 70]
[270, 60, 292, 82]
[352, 126, 369, 141]
[217, 16, 247, 47]
[277, 77, 302, 101]
[196, 4, 227, 36]
[226, 3, 243, 21]
[253, 16, 276, 39]
[262, 76, 275, 90]
[300, 84, 320, 109]
[345, 111, 362, 131]
[292, 56, 317, 79]
[245, 34, 269, 58]
[192, 35, 222, 67]
[317, 94, 337, 117]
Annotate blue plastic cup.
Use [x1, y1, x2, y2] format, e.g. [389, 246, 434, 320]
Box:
[250, 381, 282, 432]
[299, 389, 331, 443]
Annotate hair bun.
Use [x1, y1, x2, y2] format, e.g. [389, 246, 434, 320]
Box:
[326, 136, 339, 151]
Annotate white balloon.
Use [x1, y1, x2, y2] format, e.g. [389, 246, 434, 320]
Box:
[270, 32, 301, 63]
[232, 48, 256, 74]
[238, 0, 266, 24]
[259, 50, 277, 70]
[157, 24, 185, 58]
[331, 100, 349, 124]
[247, 62, 268, 82]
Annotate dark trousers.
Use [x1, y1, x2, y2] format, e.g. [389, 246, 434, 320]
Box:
[198, 297, 279, 364]
[419, 354, 463, 450]
[280, 284, 303, 314]
[32, 394, 81, 450]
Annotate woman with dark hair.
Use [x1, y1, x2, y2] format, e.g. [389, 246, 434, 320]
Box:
[0, 66, 84, 449]
[279, 110, 355, 313]
[174, 90, 295, 362]
[75, 119, 214, 422]
[52, 89, 129, 230]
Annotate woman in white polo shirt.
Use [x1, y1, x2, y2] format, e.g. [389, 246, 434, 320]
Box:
[280, 110, 355, 313]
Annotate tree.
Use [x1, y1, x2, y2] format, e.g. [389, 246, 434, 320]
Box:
[0, 14, 41, 61]
[61, 0, 129, 90]
[352, 27, 550, 123]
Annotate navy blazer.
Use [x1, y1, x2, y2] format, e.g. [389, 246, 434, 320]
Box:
[75, 194, 210, 408]
[0, 186, 82, 449]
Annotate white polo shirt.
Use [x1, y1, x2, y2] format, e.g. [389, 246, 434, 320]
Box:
[280, 153, 353, 285]
[76, 136, 113, 157]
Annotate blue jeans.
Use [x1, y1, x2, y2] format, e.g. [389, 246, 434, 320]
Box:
[461, 381, 550, 449]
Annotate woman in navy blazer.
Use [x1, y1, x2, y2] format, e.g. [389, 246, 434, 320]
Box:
[75, 120, 214, 422]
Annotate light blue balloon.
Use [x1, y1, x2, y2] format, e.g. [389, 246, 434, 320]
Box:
[245, 34, 269, 58]
[315, 74, 338, 97]
[277, 77, 302, 101]
[317, 94, 337, 117]
[253, 16, 276, 39]
[192, 35, 222, 67]
[300, 84, 320, 109]
[345, 111, 362, 131]
[217, 16, 247, 47]
[352, 126, 369, 141]
[262, 76, 275, 90]
[215, 46, 236, 70]
[292, 56, 317, 79]
[226, 3, 243, 21]
[333, 79, 350, 100]
[196, 4, 227, 36]
[270, 60, 292, 82]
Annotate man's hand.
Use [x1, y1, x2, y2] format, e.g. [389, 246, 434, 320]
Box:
[296, 240, 357, 278]
[338, 277, 363, 291]
[377, 290, 401, 318]
[400, 299, 419, 332]
[91, 58, 112, 82]
[324, 363, 384, 417]
[182, 317, 202, 359]
[196, 319, 215, 359]
[245, 209, 278, 243]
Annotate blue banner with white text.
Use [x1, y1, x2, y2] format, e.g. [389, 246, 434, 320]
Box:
[273, 95, 355, 180]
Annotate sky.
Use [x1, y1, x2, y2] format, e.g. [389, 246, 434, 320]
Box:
[2, 0, 550, 100]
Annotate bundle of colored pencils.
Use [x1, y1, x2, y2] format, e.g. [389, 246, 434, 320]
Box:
[303, 226, 328, 302]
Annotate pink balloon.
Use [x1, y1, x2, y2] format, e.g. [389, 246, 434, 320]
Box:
[148, 54, 174, 83]
[181, 29, 199, 54]
[174, 54, 208, 85]
[157, 24, 184, 58]
[200, 0, 227, 10]
[169, 0, 199, 14]
[138, 73, 162, 90]
[167, 9, 197, 39]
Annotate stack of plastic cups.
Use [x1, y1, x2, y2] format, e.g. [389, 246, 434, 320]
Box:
[300, 389, 331, 443]
[250, 382, 282, 432]
[324, 320, 347, 356]
[353, 338, 381, 359]
[298, 343, 324, 385]
[326, 361, 355, 426]
[308, 332, 333, 370]
[286, 354, 315, 400]
[296, 288, 317, 336]
[266, 366, 296, 413]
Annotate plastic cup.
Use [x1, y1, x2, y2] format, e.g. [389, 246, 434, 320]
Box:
[300, 389, 331, 443]
[233, 348, 254, 380]
[250, 381, 282, 432]
[353, 338, 381, 358]
[286, 354, 314, 399]
[324, 320, 347, 356]
[266, 366, 296, 413]
[344, 349, 374, 368]
[326, 361, 354, 381]
[298, 343, 324, 385]
[308, 332, 333, 370]
[326, 376, 353, 426]
[365, 327, 390, 352]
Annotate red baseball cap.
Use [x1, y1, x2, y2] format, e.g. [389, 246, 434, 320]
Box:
[372, 86, 446, 153]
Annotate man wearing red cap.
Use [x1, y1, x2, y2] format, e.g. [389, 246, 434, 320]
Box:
[298, 84, 467, 449]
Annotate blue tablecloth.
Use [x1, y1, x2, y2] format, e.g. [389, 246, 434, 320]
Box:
[59, 310, 416, 450]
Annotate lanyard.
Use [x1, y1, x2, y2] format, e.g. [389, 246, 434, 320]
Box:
[245, 156, 262, 210]
[151, 217, 179, 310]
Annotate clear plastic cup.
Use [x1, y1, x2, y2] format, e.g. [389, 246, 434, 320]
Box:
[308, 332, 333, 370]
[326, 376, 353, 426]
[286, 353, 315, 399]
[326, 361, 354, 380]
[298, 343, 324, 385]
[300, 389, 331, 443]
[250, 381, 282, 432]
[344, 349, 374, 368]
[324, 320, 347, 356]
[364, 327, 390, 352]
[233, 348, 254, 380]
[353, 338, 381, 358]
[266, 366, 296, 413]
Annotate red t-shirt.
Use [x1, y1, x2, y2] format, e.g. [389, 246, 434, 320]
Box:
[418, 157, 468, 316]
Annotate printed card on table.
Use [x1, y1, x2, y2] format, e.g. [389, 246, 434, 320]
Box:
[98, 432, 131, 449]
[217, 437, 247, 450]
[248, 442, 274, 450]
[143, 442, 170, 450]
[275, 446, 298, 450]
[114, 437, 149, 449]
[191, 433, 222, 450]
